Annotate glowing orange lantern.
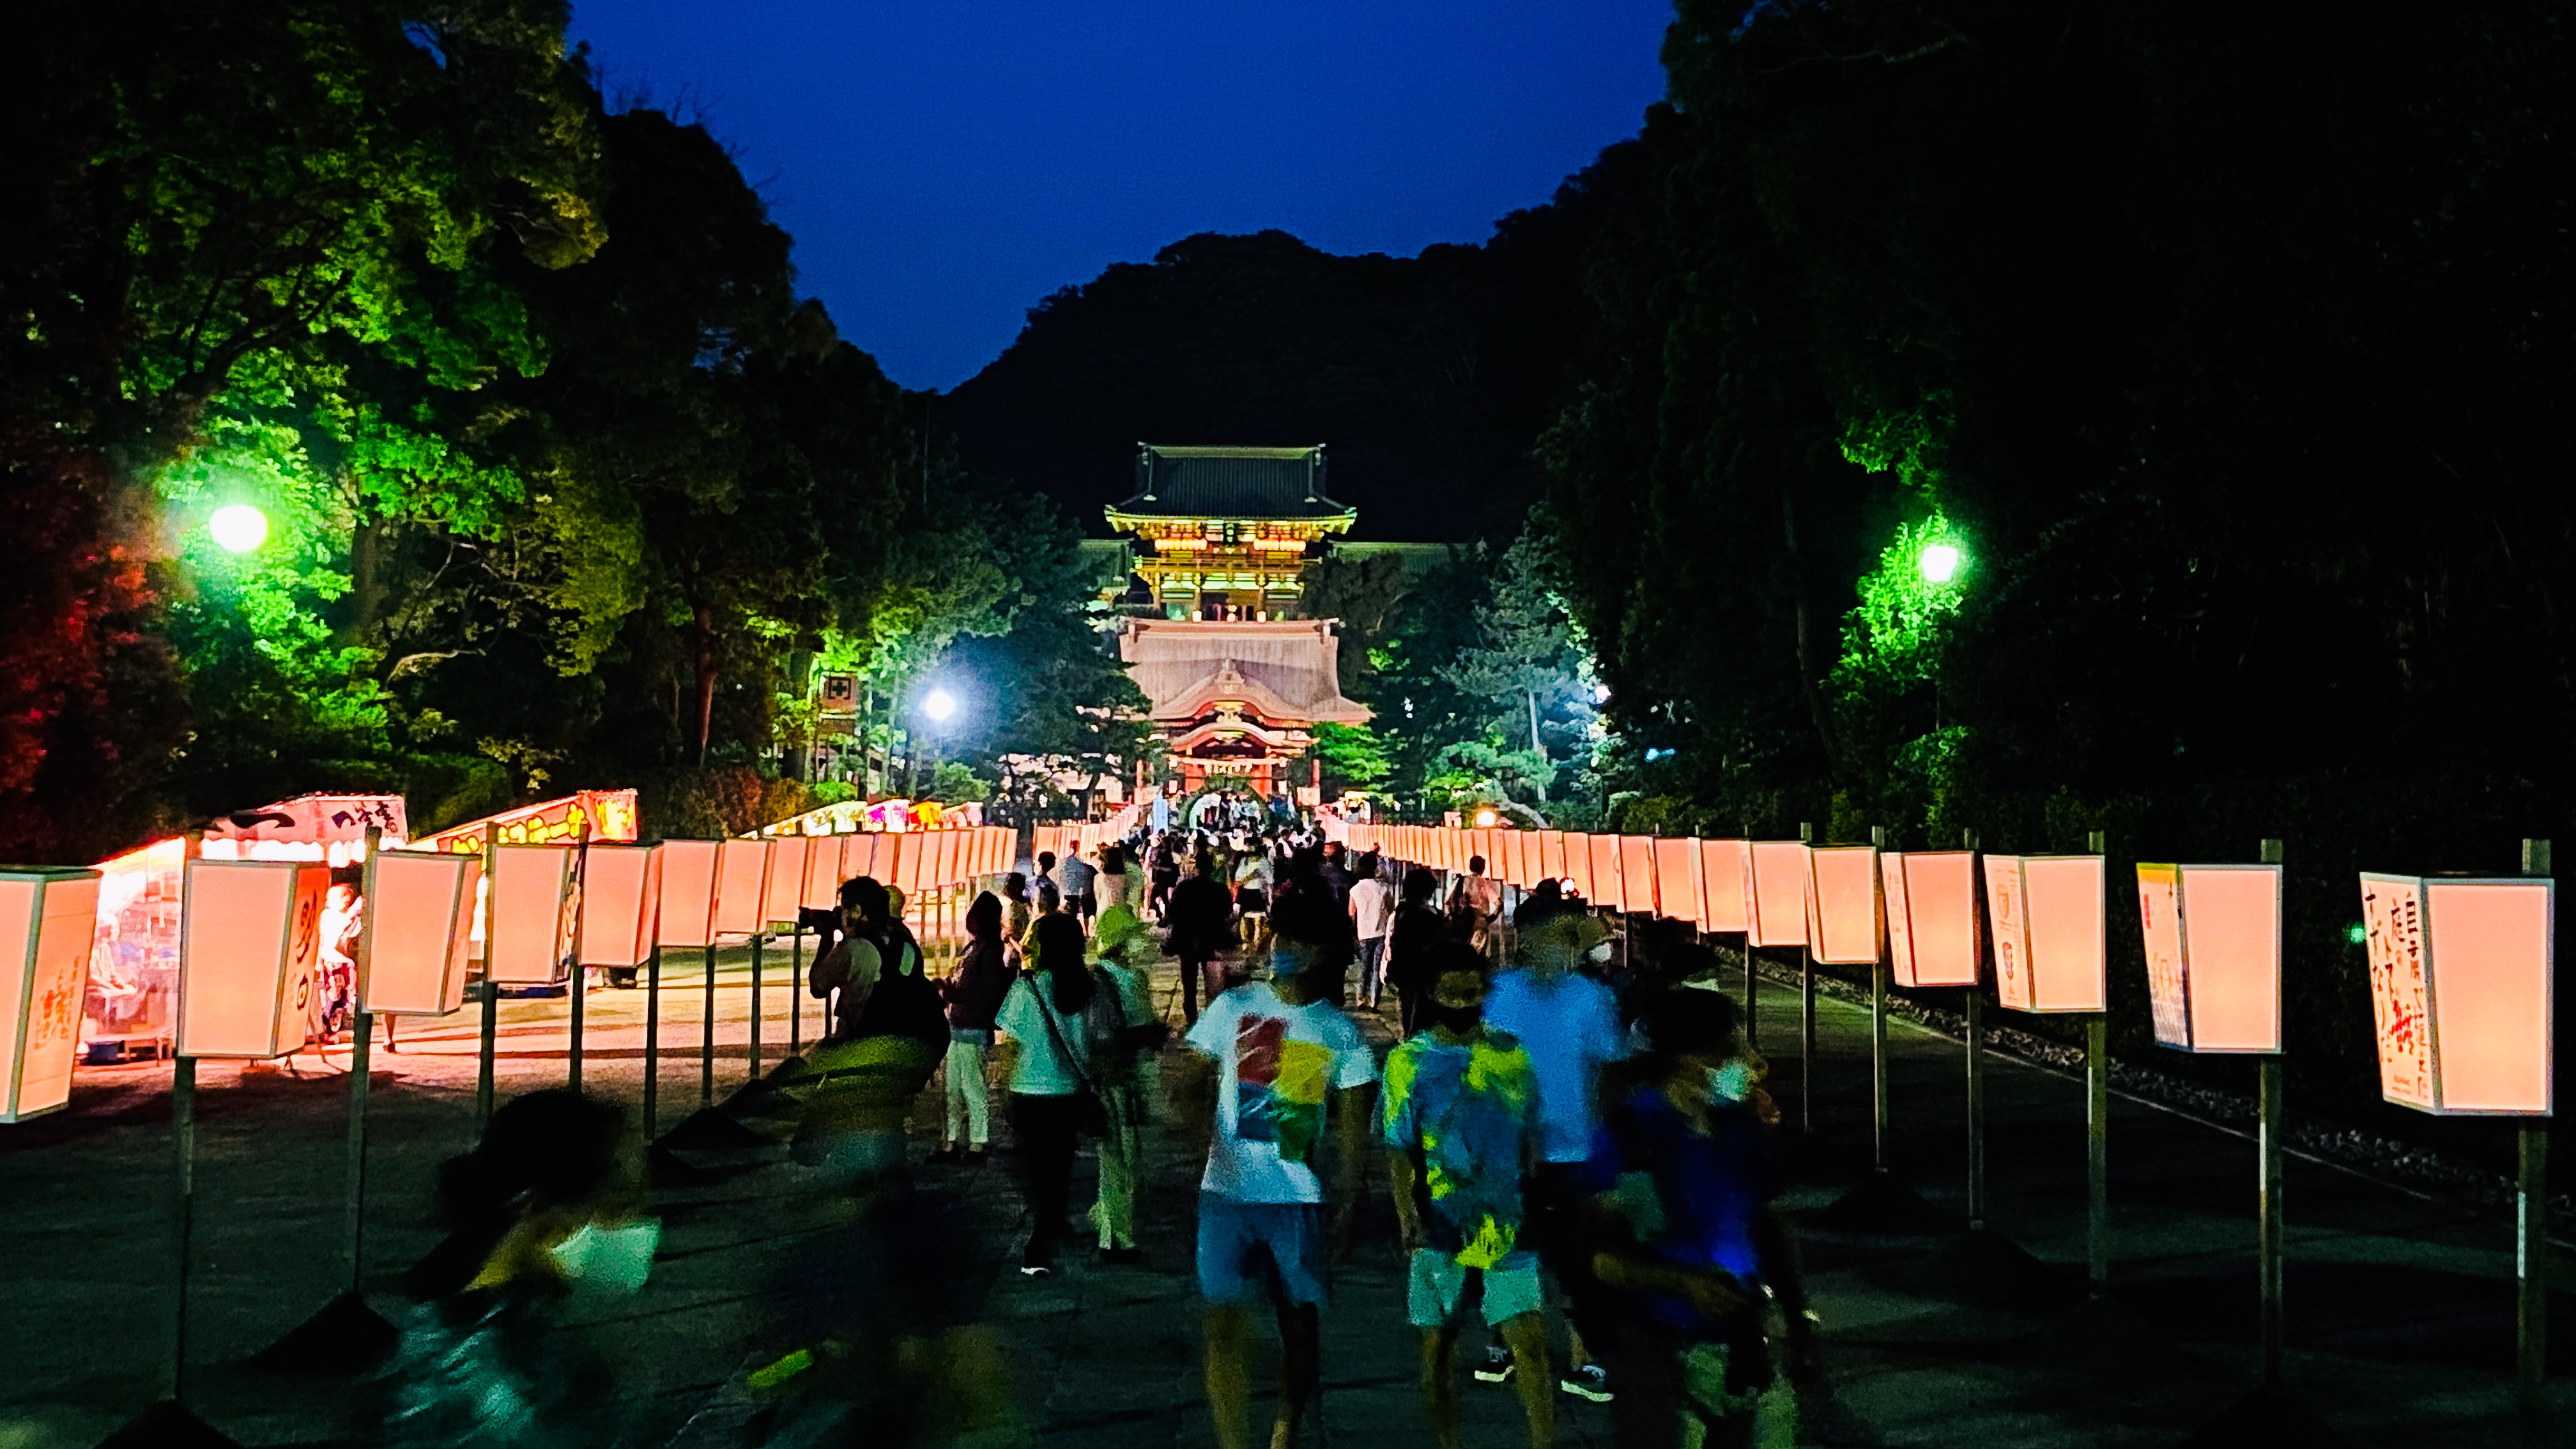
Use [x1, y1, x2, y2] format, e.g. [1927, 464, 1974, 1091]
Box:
[1984, 854, 2106, 1013]
[1538, 831, 1567, 884]
[1652, 838, 1702, 924]
[800, 833, 842, 910]
[1589, 835, 1625, 910]
[2135, 863, 2281, 1053]
[1, 868, 101, 1121]
[1804, 845, 1882, 965]
[487, 844, 577, 986]
[1747, 841, 1811, 948]
[357, 848, 479, 1015]
[578, 843, 663, 969]
[656, 839, 722, 949]
[177, 859, 328, 1058]
[1698, 840, 1751, 934]
[761, 836, 809, 928]
[712, 838, 771, 939]
[1620, 836, 1660, 916]
[2360, 873, 2553, 1114]
[1882, 852, 1981, 988]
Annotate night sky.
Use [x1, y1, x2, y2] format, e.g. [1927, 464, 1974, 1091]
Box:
[568, 1, 1674, 391]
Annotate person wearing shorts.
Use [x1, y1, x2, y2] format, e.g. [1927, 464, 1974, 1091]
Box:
[1177, 899, 1378, 1449]
[1384, 941, 1553, 1449]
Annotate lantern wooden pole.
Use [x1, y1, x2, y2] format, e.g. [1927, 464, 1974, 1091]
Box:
[170, 1054, 197, 1404]
[565, 823, 591, 1095]
[1870, 825, 1892, 1174]
[2257, 837, 2286, 1390]
[748, 928, 764, 1082]
[2086, 827, 2110, 1298]
[1963, 828, 1987, 1230]
[476, 824, 499, 1133]
[2519, 836, 2552, 1447]
[344, 827, 381, 1292]
[643, 942, 662, 1138]
[1800, 820, 1816, 1140]
[700, 940, 717, 1107]
[790, 915, 804, 1059]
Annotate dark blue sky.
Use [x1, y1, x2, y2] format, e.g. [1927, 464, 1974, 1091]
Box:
[568, 1, 1674, 391]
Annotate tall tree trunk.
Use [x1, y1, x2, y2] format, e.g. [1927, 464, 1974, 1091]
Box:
[1781, 496, 1841, 779]
[693, 604, 718, 765]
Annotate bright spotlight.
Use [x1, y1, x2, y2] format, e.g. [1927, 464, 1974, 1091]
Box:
[1918, 542, 1961, 585]
[922, 687, 958, 723]
[1473, 808, 1499, 829]
[209, 505, 268, 554]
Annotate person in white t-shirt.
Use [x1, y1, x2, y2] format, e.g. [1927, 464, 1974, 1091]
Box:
[1176, 895, 1379, 1449]
[1346, 852, 1397, 1010]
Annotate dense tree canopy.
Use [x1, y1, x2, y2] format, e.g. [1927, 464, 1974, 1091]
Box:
[4, 0, 1146, 854]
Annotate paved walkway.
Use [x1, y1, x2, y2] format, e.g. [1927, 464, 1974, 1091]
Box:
[2, 926, 2566, 1446]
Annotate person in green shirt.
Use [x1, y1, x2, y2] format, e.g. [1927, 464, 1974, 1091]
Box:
[1384, 942, 1554, 1449]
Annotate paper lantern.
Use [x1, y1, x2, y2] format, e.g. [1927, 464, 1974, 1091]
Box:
[1537, 831, 1567, 884]
[2136, 864, 2281, 1054]
[358, 848, 479, 1015]
[836, 832, 875, 887]
[1589, 835, 1625, 910]
[2360, 873, 2553, 1115]
[1805, 845, 1882, 966]
[1559, 834, 1593, 901]
[1698, 840, 1751, 935]
[1475, 828, 1501, 875]
[801, 834, 843, 910]
[894, 832, 926, 894]
[762, 836, 810, 927]
[487, 844, 577, 986]
[177, 859, 328, 1059]
[656, 840, 722, 949]
[578, 843, 663, 969]
[934, 829, 959, 888]
[1747, 842, 1811, 948]
[0, 868, 101, 1121]
[1618, 837, 1659, 916]
[1505, 830, 1532, 889]
[1652, 838, 1703, 924]
[1882, 852, 1980, 988]
[712, 838, 772, 939]
[1984, 855, 2106, 1013]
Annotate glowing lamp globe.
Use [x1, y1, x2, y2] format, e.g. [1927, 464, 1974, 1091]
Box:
[1919, 542, 1961, 585]
[923, 687, 958, 723]
[209, 505, 268, 554]
[1473, 808, 1499, 829]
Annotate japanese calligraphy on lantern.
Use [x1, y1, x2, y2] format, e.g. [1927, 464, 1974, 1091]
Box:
[2137, 864, 2189, 1048]
[2359, 873, 2433, 1108]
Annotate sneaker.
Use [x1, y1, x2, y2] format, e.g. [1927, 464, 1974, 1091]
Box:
[1018, 1254, 1054, 1278]
[1559, 1363, 1611, 1403]
[1472, 1346, 1515, 1384]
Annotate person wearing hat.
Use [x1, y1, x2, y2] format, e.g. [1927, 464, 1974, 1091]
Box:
[1477, 909, 1629, 1404]
[1087, 903, 1165, 1261]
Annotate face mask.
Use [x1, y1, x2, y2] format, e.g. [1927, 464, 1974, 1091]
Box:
[1427, 1002, 1482, 1037]
[549, 1219, 660, 1296]
[1706, 1059, 1756, 1105]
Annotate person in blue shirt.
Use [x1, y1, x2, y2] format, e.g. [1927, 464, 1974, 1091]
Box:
[1480, 910, 1628, 1402]
[1579, 988, 1818, 1449]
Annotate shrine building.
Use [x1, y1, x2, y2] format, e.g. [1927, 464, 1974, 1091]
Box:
[1107, 444, 1370, 797]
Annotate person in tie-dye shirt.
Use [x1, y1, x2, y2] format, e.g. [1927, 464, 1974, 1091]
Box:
[1383, 942, 1552, 1449]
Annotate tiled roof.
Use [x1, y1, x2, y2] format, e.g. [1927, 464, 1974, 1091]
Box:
[1112, 445, 1354, 521]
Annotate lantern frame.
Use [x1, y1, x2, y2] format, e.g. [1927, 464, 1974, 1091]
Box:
[2360, 871, 2554, 1116]
[2136, 862, 2283, 1054]
[1747, 841, 1810, 948]
[176, 859, 329, 1059]
[1882, 850, 1981, 988]
[357, 848, 479, 1015]
[1985, 854, 2107, 1013]
[1804, 844, 1883, 966]
[0, 867, 102, 1121]
[577, 842, 663, 970]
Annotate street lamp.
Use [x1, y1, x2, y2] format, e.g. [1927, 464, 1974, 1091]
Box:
[923, 687, 958, 723]
[1473, 807, 1499, 829]
[1918, 542, 1961, 585]
[209, 504, 268, 554]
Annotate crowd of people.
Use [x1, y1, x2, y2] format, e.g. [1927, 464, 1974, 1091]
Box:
[378, 817, 1816, 1449]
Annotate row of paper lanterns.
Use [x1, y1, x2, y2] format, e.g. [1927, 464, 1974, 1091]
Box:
[1333, 822, 2552, 1119]
[0, 824, 1018, 1121]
